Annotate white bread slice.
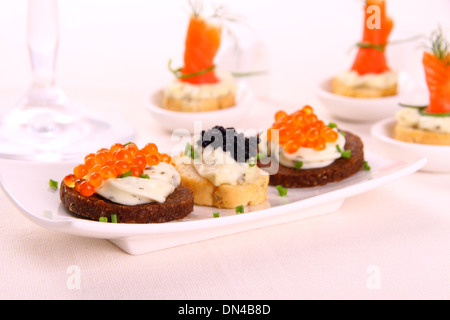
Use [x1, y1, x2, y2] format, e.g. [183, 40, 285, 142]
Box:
[394, 124, 450, 146]
[332, 77, 398, 98]
[163, 93, 235, 112]
[175, 160, 269, 209]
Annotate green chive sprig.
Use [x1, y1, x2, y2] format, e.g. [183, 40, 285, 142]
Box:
[327, 122, 338, 129]
[118, 170, 133, 178]
[49, 179, 59, 190]
[356, 42, 386, 52]
[276, 185, 288, 197]
[168, 59, 216, 80]
[336, 145, 352, 159]
[184, 143, 199, 159]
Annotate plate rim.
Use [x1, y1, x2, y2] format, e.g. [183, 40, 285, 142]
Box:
[0, 154, 426, 240]
[316, 72, 415, 104]
[145, 81, 253, 118]
[371, 117, 450, 151]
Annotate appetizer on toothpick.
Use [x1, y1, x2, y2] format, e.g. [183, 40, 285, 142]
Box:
[164, 1, 239, 112]
[333, 0, 398, 98]
[395, 27, 450, 145]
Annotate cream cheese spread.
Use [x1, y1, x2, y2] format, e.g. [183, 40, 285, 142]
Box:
[164, 70, 237, 100]
[259, 130, 346, 169]
[396, 108, 450, 134]
[177, 144, 263, 187]
[95, 162, 180, 206]
[336, 70, 397, 90]
[194, 146, 260, 186]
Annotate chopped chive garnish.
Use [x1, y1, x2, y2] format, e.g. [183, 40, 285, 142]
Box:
[235, 205, 244, 214]
[276, 185, 288, 197]
[184, 143, 199, 159]
[213, 212, 220, 218]
[118, 170, 133, 178]
[123, 142, 133, 146]
[248, 158, 257, 167]
[191, 149, 199, 159]
[363, 161, 372, 171]
[341, 150, 352, 159]
[339, 131, 346, 137]
[111, 214, 118, 223]
[295, 161, 303, 170]
[99, 217, 108, 223]
[139, 174, 150, 179]
[184, 143, 192, 156]
[256, 153, 266, 160]
[49, 179, 58, 190]
[336, 145, 352, 159]
[327, 122, 338, 129]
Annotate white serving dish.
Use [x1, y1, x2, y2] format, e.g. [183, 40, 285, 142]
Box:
[316, 72, 415, 122]
[371, 117, 450, 173]
[146, 81, 253, 134]
[0, 153, 425, 255]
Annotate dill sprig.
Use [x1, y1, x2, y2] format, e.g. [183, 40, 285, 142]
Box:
[429, 26, 450, 65]
[210, 4, 244, 25]
[174, 0, 264, 79]
[213, 3, 251, 56]
[188, 0, 203, 17]
[185, 0, 247, 51]
[187, 0, 244, 24]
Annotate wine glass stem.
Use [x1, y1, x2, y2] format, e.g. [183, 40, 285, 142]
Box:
[27, 0, 59, 90]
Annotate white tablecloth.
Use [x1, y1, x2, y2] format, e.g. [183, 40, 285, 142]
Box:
[0, 0, 449, 300]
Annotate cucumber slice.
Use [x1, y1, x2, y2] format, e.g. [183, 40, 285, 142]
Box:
[398, 103, 429, 109]
[399, 103, 450, 117]
[418, 108, 450, 118]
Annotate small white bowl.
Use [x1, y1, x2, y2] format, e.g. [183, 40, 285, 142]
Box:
[146, 82, 253, 134]
[371, 117, 450, 173]
[316, 72, 415, 123]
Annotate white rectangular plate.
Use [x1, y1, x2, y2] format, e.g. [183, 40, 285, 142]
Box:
[0, 153, 426, 255]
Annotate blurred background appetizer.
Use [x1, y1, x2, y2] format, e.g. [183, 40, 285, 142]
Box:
[394, 27, 450, 145]
[332, 0, 398, 98]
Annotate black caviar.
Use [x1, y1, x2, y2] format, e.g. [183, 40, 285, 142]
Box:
[197, 126, 259, 163]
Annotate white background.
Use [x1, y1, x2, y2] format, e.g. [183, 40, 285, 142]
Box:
[0, 0, 449, 105]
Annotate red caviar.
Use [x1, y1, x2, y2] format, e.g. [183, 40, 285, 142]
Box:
[63, 174, 77, 188]
[267, 106, 339, 153]
[64, 142, 173, 197]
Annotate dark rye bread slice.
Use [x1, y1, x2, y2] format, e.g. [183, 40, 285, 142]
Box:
[60, 183, 194, 224]
[258, 131, 365, 188]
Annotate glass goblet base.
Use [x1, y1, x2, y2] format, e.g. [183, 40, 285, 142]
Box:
[0, 92, 135, 161]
